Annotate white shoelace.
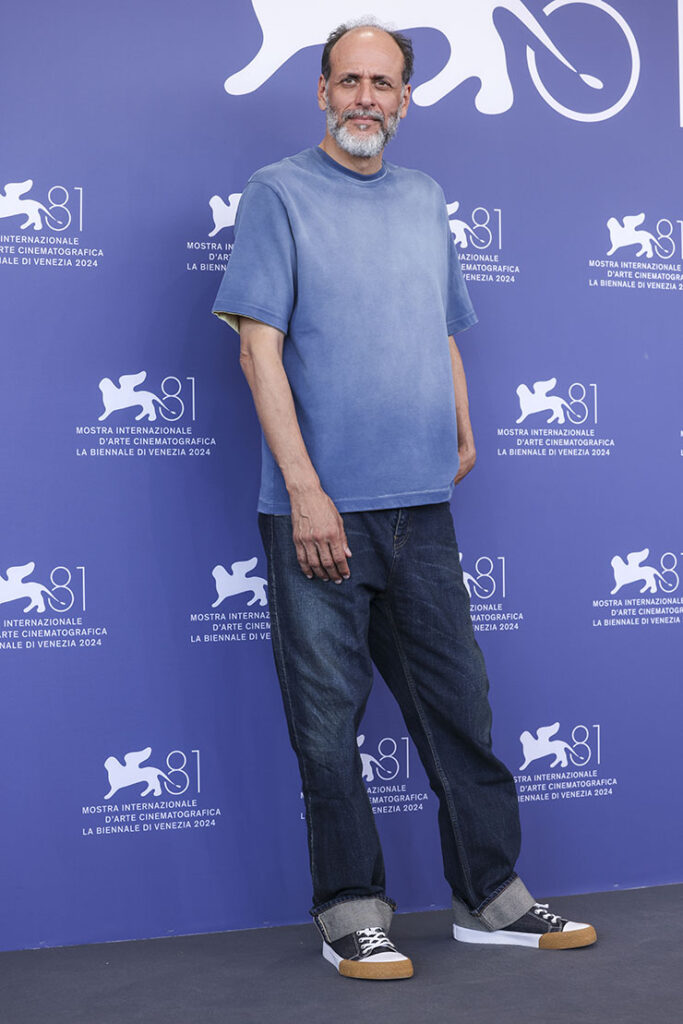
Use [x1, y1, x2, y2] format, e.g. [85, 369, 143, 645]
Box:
[532, 902, 564, 926]
[356, 926, 397, 955]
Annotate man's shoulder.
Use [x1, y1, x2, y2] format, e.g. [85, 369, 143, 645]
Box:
[386, 160, 446, 200]
[247, 148, 317, 193]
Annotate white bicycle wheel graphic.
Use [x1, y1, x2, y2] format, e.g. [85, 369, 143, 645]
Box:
[527, 0, 640, 122]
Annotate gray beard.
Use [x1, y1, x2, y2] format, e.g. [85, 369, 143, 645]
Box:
[324, 89, 403, 159]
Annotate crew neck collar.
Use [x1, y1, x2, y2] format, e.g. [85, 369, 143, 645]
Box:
[313, 145, 388, 182]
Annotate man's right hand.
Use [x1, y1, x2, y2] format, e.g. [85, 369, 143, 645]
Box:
[290, 488, 352, 583]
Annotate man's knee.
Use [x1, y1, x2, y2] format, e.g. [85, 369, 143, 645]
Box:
[297, 726, 366, 797]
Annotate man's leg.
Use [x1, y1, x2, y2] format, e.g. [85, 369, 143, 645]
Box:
[258, 511, 413, 977]
[367, 502, 595, 948]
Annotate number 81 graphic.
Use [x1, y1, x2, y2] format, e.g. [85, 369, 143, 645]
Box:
[567, 724, 601, 766]
[45, 566, 86, 612]
[40, 186, 84, 232]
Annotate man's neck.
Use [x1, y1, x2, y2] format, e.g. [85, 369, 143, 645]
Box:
[318, 133, 384, 176]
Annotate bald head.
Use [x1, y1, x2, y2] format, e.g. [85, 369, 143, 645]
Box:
[321, 21, 414, 86]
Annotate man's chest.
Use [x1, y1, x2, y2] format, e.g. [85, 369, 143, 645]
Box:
[286, 186, 446, 289]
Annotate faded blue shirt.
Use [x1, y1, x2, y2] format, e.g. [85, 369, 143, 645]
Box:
[212, 146, 477, 514]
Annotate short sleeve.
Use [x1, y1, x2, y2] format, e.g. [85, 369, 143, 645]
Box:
[211, 180, 296, 335]
[443, 204, 478, 336]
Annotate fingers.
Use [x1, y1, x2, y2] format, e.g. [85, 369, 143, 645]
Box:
[293, 538, 314, 579]
[291, 497, 353, 582]
[294, 536, 336, 581]
[328, 537, 351, 581]
[314, 540, 348, 583]
[304, 538, 329, 581]
[306, 538, 348, 582]
[294, 529, 352, 582]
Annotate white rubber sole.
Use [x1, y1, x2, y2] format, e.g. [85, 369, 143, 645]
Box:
[323, 942, 344, 970]
[453, 923, 597, 950]
[453, 923, 541, 947]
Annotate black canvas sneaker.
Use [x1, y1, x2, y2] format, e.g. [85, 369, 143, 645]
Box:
[453, 902, 597, 949]
[322, 926, 414, 979]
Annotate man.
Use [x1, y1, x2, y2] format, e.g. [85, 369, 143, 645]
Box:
[212, 19, 596, 981]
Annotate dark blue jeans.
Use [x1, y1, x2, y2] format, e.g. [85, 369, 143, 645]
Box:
[258, 502, 533, 942]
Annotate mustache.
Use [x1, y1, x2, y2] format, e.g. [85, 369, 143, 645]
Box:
[341, 108, 385, 126]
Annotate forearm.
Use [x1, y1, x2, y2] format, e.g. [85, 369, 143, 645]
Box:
[238, 318, 320, 498]
[448, 335, 474, 451]
[449, 335, 476, 485]
[237, 316, 351, 582]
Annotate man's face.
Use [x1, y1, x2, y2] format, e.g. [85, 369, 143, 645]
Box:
[317, 28, 411, 159]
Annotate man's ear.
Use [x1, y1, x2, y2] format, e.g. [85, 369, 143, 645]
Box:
[399, 83, 412, 119]
[317, 74, 327, 111]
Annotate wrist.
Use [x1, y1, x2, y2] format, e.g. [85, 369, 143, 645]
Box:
[285, 470, 322, 499]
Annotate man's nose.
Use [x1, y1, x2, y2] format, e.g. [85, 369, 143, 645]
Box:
[356, 78, 375, 108]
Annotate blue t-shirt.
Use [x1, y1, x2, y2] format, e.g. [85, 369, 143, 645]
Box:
[212, 146, 477, 514]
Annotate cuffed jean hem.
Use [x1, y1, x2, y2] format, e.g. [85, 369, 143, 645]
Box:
[453, 876, 535, 932]
[313, 896, 396, 943]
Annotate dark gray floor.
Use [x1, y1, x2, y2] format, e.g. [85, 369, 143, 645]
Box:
[2, 885, 681, 1024]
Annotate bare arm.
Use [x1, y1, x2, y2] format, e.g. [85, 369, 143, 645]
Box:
[448, 335, 476, 485]
[238, 316, 351, 582]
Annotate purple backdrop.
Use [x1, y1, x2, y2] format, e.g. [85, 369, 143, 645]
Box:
[1, 0, 682, 951]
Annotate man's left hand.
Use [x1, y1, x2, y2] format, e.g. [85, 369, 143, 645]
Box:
[454, 444, 476, 486]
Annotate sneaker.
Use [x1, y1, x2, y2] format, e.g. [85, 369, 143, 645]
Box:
[322, 926, 414, 979]
[453, 902, 597, 950]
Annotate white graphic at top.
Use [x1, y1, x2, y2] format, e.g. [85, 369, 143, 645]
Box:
[0, 180, 63, 231]
[519, 722, 573, 769]
[610, 550, 674, 595]
[104, 747, 183, 799]
[212, 558, 268, 607]
[516, 378, 578, 425]
[209, 192, 242, 237]
[99, 372, 168, 422]
[606, 214, 669, 259]
[225, 1, 639, 123]
[0, 562, 60, 613]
